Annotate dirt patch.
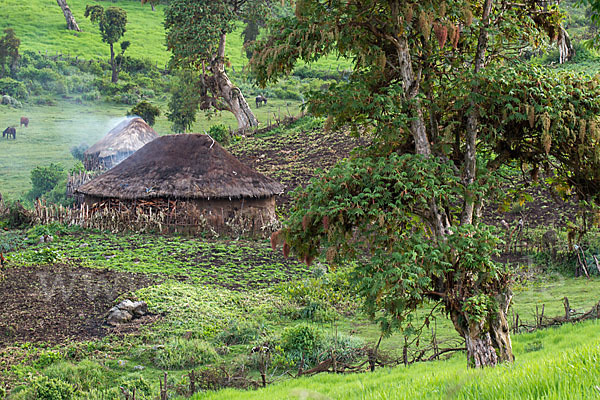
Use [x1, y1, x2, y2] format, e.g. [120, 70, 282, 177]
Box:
[0, 264, 159, 347]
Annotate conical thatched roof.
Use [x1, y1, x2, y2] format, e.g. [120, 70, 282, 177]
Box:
[76, 134, 284, 200]
[84, 117, 159, 160]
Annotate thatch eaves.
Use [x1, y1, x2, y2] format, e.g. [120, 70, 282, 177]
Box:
[76, 134, 284, 200]
[84, 117, 159, 160]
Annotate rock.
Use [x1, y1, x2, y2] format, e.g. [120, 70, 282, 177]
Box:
[131, 301, 148, 317]
[107, 309, 132, 325]
[116, 299, 136, 312]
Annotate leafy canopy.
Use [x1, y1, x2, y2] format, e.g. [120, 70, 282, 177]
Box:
[84, 5, 127, 46]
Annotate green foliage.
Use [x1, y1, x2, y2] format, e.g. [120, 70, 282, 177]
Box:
[27, 163, 67, 201]
[31, 376, 75, 400]
[280, 324, 324, 368]
[167, 69, 200, 133]
[0, 200, 32, 229]
[34, 351, 63, 369]
[208, 124, 231, 144]
[215, 319, 263, 346]
[127, 100, 160, 126]
[0, 77, 26, 99]
[153, 338, 219, 370]
[69, 144, 89, 162]
[0, 28, 20, 78]
[84, 6, 127, 47]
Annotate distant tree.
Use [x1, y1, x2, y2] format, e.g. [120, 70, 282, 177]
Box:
[128, 101, 161, 126]
[167, 69, 200, 133]
[56, 0, 81, 31]
[241, 20, 261, 59]
[0, 28, 20, 78]
[163, 0, 271, 132]
[84, 5, 128, 83]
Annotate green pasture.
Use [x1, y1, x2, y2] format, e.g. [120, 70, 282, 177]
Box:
[0, 96, 303, 200]
[0, 0, 352, 73]
[192, 320, 600, 400]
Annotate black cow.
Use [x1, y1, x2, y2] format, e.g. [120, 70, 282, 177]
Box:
[2, 127, 16, 139]
[255, 95, 267, 108]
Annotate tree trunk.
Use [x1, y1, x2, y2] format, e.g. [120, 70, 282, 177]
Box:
[208, 33, 258, 132]
[449, 291, 514, 368]
[56, 0, 81, 32]
[110, 43, 118, 83]
[558, 26, 574, 64]
[461, 0, 493, 226]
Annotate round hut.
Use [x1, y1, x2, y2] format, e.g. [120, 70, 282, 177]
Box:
[83, 117, 159, 171]
[75, 134, 284, 234]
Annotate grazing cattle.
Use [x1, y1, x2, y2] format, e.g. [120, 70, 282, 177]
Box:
[2, 127, 16, 139]
[255, 95, 267, 108]
[20, 117, 29, 127]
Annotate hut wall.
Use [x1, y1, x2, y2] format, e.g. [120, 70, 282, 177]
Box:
[82, 195, 278, 235]
[83, 151, 135, 171]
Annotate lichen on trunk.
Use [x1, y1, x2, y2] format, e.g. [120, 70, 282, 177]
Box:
[449, 291, 514, 368]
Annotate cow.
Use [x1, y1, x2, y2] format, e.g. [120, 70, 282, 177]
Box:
[20, 117, 29, 127]
[2, 127, 16, 139]
[255, 95, 267, 108]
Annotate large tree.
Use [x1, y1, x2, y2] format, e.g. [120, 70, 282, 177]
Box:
[164, 0, 269, 132]
[56, 0, 81, 32]
[251, 1, 592, 367]
[85, 5, 128, 83]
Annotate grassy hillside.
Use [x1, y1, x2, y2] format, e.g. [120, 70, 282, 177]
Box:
[0, 0, 170, 66]
[193, 320, 600, 400]
[0, 0, 352, 72]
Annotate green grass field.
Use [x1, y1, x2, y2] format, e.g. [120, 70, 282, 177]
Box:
[192, 320, 600, 400]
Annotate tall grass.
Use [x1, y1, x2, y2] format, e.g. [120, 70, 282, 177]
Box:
[190, 320, 600, 400]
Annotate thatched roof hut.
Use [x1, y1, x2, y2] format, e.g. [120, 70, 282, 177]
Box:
[76, 134, 284, 234]
[83, 117, 159, 171]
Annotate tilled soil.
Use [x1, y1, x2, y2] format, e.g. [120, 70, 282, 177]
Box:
[0, 264, 158, 346]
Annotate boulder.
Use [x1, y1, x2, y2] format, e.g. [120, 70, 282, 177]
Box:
[107, 299, 148, 325]
[107, 309, 132, 325]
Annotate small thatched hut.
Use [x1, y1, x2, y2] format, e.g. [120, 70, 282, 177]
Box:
[75, 134, 284, 234]
[83, 117, 159, 170]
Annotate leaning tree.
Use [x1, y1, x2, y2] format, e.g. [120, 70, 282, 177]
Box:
[56, 0, 81, 32]
[164, 0, 273, 132]
[251, 1, 595, 368]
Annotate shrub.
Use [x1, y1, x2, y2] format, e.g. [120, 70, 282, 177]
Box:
[128, 101, 160, 126]
[280, 324, 324, 368]
[153, 338, 219, 370]
[31, 376, 75, 400]
[0, 77, 27, 99]
[34, 351, 63, 368]
[208, 124, 231, 144]
[27, 163, 67, 201]
[0, 201, 32, 229]
[215, 319, 263, 346]
[70, 143, 89, 161]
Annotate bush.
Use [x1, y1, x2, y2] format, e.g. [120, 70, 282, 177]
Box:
[280, 324, 324, 368]
[153, 338, 219, 370]
[31, 376, 75, 400]
[27, 163, 67, 201]
[34, 351, 63, 368]
[215, 320, 263, 346]
[70, 143, 89, 161]
[0, 201, 32, 229]
[0, 77, 28, 99]
[128, 101, 160, 126]
[208, 124, 231, 144]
